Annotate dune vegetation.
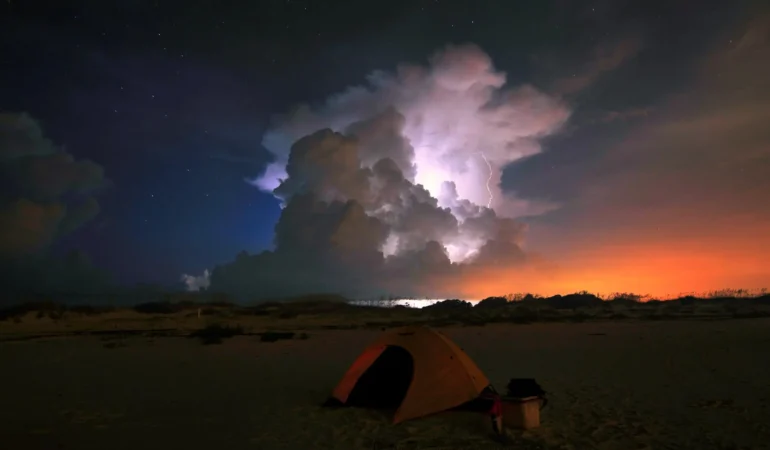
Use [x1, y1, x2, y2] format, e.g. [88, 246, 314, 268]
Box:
[1, 289, 768, 343]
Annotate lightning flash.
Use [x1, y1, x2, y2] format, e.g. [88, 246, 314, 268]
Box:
[477, 151, 493, 208]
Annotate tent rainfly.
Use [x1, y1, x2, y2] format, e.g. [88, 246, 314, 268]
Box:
[326, 326, 492, 423]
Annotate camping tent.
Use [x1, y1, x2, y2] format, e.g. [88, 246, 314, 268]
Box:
[328, 326, 491, 423]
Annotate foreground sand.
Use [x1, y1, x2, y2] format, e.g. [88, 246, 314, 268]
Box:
[2, 319, 770, 449]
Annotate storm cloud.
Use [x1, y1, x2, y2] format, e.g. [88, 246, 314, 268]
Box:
[206, 45, 570, 300]
[0, 112, 108, 258]
[0, 112, 112, 298]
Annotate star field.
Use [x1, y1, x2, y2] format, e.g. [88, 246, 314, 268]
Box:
[1, 0, 768, 297]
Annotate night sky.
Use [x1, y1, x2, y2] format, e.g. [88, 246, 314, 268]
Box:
[1, 0, 768, 301]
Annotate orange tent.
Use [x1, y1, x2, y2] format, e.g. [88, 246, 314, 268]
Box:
[328, 326, 491, 423]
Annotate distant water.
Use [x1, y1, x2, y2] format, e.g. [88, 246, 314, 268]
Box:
[350, 298, 478, 309]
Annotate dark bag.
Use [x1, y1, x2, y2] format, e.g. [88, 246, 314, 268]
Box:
[505, 378, 548, 409]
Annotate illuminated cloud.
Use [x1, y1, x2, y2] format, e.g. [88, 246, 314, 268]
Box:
[181, 269, 211, 292]
[212, 117, 545, 299]
[252, 44, 571, 219]
[246, 44, 569, 272]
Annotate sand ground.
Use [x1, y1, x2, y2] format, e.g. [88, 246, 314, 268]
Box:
[2, 319, 770, 449]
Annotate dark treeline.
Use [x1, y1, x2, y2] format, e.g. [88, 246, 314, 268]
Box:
[2, 290, 770, 323]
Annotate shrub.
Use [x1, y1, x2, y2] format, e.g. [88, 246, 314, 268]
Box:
[134, 302, 185, 314]
[475, 297, 508, 309]
[423, 299, 473, 313]
[569, 311, 591, 322]
[260, 331, 296, 342]
[69, 305, 114, 315]
[543, 293, 603, 310]
[0, 302, 62, 321]
[189, 323, 244, 345]
[507, 305, 538, 324]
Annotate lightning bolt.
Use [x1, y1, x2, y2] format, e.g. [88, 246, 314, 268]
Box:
[477, 151, 493, 208]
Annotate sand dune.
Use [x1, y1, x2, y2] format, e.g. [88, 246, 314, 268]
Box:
[2, 319, 770, 449]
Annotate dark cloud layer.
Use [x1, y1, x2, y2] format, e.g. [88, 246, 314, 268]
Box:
[0, 113, 111, 295]
[0, 113, 108, 257]
[551, 36, 644, 96]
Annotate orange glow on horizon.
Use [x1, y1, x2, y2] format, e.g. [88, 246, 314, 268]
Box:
[453, 230, 770, 300]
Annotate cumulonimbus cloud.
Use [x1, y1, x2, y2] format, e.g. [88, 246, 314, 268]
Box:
[0, 112, 108, 258]
[206, 44, 572, 300]
[252, 44, 571, 220]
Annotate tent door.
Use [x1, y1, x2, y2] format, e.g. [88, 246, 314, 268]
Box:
[346, 345, 413, 409]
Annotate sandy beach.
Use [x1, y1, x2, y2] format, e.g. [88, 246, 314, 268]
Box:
[2, 318, 770, 449]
